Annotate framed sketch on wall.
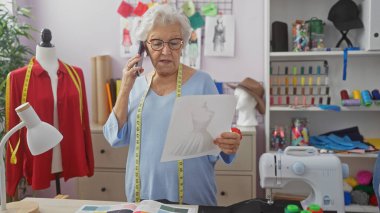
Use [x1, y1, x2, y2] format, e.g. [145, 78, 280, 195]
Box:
[204, 15, 235, 57]
[120, 17, 142, 57]
[181, 28, 202, 69]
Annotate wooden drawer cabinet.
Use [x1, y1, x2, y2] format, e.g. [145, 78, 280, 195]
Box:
[92, 130, 128, 169]
[77, 124, 128, 201]
[215, 129, 256, 206]
[215, 175, 252, 206]
[78, 170, 125, 201]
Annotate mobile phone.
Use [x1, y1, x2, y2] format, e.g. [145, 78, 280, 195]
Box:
[134, 41, 145, 76]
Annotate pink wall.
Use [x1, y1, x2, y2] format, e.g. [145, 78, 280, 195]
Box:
[16, 0, 266, 199]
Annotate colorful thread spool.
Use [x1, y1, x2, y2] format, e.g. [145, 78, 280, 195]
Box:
[352, 90, 361, 100]
[342, 99, 361, 106]
[361, 90, 372, 107]
[340, 90, 349, 100]
[284, 204, 300, 213]
[372, 89, 380, 106]
[319, 97, 323, 104]
[372, 89, 380, 100]
[307, 203, 324, 213]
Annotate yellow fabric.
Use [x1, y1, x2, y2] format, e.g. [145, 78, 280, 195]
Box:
[365, 138, 380, 149]
[345, 177, 358, 188]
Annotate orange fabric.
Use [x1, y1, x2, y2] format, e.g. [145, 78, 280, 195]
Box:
[5, 58, 94, 196]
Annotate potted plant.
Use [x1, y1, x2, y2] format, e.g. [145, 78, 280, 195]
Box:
[0, 2, 34, 138]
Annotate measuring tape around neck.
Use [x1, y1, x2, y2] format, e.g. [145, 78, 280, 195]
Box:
[5, 57, 82, 164]
[134, 64, 184, 204]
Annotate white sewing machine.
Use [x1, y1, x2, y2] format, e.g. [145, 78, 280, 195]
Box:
[259, 146, 345, 213]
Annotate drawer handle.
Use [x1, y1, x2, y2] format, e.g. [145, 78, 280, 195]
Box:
[100, 149, 106, 154]
[220, 191, 226, 196]
[101, 187, 106, 192]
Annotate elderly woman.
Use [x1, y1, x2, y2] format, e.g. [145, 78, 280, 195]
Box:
[103, 4, 241, 206]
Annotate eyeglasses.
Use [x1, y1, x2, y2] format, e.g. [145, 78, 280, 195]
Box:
[146, 38, 183, 51]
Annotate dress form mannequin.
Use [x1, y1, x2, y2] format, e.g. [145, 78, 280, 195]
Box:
[35, 28, 62, 194]
[235, 87, 258, 126]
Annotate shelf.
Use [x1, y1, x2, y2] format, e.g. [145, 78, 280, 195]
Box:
[270, 105, 380, 112]
[270, 51, 380, 58]
[335, 152, 378, 158]
[345, 204, 379, 213]
[268, 150, 378, 159]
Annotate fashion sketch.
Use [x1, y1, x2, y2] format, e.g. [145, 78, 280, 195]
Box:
[161, 95, 237, 162]
[213, 17, 225, 52]
[171, 102, 215, 156]
[120, 17, 142, 57]
[204, 15, 235, 57]
[181, 28, 201, 69]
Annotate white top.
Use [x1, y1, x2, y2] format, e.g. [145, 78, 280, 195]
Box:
[35, 45, 62, 173]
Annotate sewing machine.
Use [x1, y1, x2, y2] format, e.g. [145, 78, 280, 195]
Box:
[259, 146, 345, 213]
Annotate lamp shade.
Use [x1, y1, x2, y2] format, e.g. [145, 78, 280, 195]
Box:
[15, 103, 63, 155]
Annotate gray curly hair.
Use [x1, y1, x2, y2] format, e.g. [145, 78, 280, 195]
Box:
[135, 4, 192, 47]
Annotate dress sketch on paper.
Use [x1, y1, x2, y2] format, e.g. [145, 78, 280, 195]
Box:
[171, 102, 215, 156]
[204, 15, 235, 57]
[120, 17, 142, 57]
[213, 17, 225, 52]
[181, 28, 201, 69]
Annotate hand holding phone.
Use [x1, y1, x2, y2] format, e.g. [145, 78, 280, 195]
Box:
[134, 41, 145, 76]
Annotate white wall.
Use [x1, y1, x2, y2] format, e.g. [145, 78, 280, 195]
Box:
[16, 0, 265, 198]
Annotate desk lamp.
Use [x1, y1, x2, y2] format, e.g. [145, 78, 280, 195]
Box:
[0, 102, 63, 212]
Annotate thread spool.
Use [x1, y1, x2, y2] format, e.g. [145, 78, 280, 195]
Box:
[352, 90, 361, 100]
[278, 96, 282, 105]
[342, 99, 361, 106]
[372, 89, 380, 100]
[340, 90, 349, 100]
[361, 90, 372, 107]
[286, 96, 290, 105]
[270, 96, 274, 105]
[372, 89, 380, 106]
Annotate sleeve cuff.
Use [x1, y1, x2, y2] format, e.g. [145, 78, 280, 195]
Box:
[103, 111, 129, 147]
[220, 152, 235, 164]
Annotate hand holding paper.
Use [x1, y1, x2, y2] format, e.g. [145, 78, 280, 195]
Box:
[161, 95, 237, 162]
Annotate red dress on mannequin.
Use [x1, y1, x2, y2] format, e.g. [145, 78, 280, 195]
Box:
[5, 57, 94, 196]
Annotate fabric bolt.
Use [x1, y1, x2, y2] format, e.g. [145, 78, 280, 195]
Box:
[5, 58, 94, 196]
[103, 71, 234, 206]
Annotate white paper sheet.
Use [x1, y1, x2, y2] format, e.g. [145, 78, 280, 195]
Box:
[161, 95, 237, 162]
